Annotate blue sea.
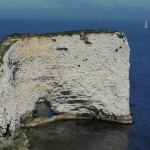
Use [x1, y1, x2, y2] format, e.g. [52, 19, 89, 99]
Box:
[0, 19, 150, 150]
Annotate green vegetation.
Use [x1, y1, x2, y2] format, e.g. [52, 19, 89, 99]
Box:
[117, 33, 125, 39]
[0, 41, 16, 64]
[0, 134, 27, 150]
[2, 29, 120, 40]
[0, 29, 124, 65]
[84, 40, 92, 45]
[52, 38, 56, 42]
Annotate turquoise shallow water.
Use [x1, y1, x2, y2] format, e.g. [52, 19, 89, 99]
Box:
[0, 19, 150, 150]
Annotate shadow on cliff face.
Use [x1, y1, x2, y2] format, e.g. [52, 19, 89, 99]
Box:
[33, 102, 54, 119]
[25, 120, 130, 150]
[20, 102, 54, 123]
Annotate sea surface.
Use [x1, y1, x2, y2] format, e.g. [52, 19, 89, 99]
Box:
[0, 19, 150, 150]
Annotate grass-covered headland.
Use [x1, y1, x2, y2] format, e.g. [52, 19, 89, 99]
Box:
[2, 29, 122, 39]
[0, 29, 125, 64]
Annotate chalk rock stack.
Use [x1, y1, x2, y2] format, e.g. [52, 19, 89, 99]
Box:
[0, 31, 132, 137]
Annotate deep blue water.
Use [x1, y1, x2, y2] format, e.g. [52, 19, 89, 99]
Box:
[1, 19, 150, 150]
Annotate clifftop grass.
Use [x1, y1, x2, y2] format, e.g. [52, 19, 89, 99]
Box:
[2, 29, 121, 40]
[0, 29, 124, 64]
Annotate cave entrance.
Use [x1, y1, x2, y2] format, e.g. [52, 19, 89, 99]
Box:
[33, 102, 54, 119]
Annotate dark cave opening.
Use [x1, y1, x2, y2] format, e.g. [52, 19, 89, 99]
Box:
[33, 102, 54, 119]
[2, 124, 11, 138]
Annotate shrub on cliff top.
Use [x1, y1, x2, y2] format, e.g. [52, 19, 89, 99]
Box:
[0, 29, 123, 64]
[2, 29, 120, 40]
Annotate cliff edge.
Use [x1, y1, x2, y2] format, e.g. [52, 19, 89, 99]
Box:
[0, 30, 132, 138]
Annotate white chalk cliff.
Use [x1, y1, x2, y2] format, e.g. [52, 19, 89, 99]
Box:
[0, 31, 132, 138]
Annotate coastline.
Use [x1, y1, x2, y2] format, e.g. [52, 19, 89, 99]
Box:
[21, 113, 132, 129]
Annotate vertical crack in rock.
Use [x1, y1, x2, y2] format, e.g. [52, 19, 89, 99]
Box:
[12, 61, 20, 81]
[3, 124, 11, 138]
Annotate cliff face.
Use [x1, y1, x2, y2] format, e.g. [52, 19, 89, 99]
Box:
[0, 31, 132, 137]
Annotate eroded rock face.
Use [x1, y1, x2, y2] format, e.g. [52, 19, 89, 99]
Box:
[0, 32, 132, 137]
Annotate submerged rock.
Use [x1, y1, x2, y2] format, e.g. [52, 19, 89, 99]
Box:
[0, 30, 132, 138]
